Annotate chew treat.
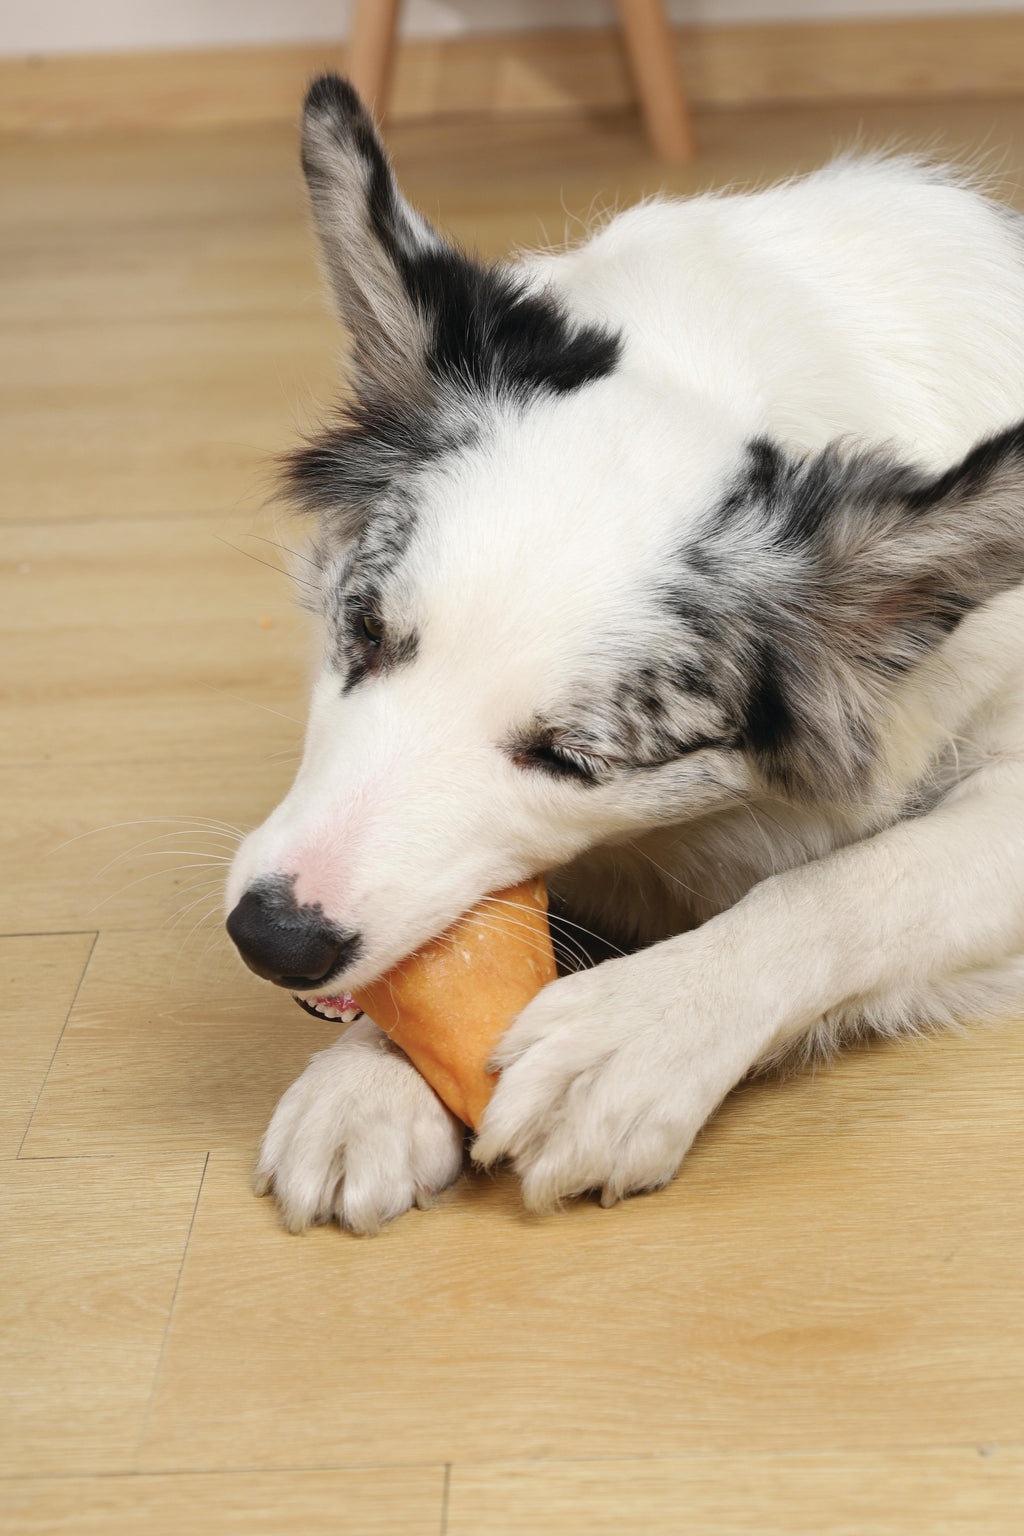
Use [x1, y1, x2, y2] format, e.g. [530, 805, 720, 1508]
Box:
[353, 876, 556, 1129]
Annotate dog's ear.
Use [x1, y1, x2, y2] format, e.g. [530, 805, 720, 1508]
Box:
[289, 77, 621, 532]
[732, 425, 1024, 801]
[300, 75, 439, 402]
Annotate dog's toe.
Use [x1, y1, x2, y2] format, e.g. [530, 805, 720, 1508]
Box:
[257, 1021, 465, 1236]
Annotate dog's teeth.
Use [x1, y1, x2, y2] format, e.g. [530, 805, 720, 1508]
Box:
[293, 994, 361, 1023]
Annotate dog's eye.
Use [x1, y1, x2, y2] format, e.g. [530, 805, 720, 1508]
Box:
[514, 741, 606, 785]
[359, 612, 385, 646]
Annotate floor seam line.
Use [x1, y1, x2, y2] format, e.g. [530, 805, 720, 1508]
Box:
[15, 929, 98, 1160]
[440, 1461, 452, 1536]
[0, 929, 100, 940]
[133, 1149, 210, 1468]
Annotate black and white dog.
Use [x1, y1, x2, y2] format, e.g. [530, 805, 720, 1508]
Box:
[226, 76, 1024, 1233]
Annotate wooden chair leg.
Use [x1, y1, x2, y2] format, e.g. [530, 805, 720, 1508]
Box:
[615, 0, 694, 162]
[347, 0, 404, 121]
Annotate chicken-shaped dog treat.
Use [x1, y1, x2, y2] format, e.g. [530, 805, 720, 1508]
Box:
[353, 876, 556, 1128]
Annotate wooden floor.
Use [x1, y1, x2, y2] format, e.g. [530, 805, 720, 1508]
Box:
[4, 93, 1024, 1534]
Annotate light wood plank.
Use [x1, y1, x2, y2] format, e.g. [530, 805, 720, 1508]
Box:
[448, 1449, 1024, 1535]
[0, 126, 319, 328]
[9, 14, 1024, 135]
[1, 516, 308, 767]
[20, 929, 339, 1158]
[0, 1467, 445, 1536]
[0, 310, 334, 524]
[0, 1157, 207, 1476]
[0, 932, 95, 1157]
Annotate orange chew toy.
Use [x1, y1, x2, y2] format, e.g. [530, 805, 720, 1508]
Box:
[353, 877, 556, 1128]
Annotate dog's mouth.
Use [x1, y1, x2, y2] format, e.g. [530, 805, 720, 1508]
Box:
[292, 992, 363, 1023]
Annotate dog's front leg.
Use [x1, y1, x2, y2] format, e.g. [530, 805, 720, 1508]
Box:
[475, 765, 1024, 1210]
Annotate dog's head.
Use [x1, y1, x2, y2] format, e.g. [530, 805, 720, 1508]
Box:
[226, 78, 1024, 1000]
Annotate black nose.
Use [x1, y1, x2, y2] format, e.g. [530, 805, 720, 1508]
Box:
[226, 881, 362, 989]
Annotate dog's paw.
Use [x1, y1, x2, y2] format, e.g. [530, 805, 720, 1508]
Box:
[473, 954, 744, 1212]
[255, 1016, 464, 1235]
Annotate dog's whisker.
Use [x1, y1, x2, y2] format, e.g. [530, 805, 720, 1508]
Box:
[626, 844, 713, 908]
[197, 916, 233, 964]
[85, 861, 231, 916]
[168, 868, 229, 896]
[738, 805, 781, 878]
[198, 682, 302, 727]
[167, 886, 226, 932]
[243, 532, 321, 569]
[89, 830, 240, 882]
[699, 783, 786, 876]
[167, 899, 225, 937]
[213, 533, 321, 593]
[482, 915, 593, 974]
[465, 901, 580, 955]
[704, 779, 791, 840]
[548, 941, 589, 974]
[456, 912, 585, 975]
[454, 911, 587, 975]
[172, 909, 232, 989]
[96, 850, 234, 876]
[485, 909, 593, 974]
[132, 848, 234, 859]
[485, 896, 628, 962]
[48, 814, 250, 858]
[166, 870, 229, 903]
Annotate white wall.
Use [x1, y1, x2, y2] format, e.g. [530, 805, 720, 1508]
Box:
[5, 0, 1024, 59]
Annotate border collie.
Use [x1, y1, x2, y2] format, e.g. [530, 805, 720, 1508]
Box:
[226, 76, 1024, 1233]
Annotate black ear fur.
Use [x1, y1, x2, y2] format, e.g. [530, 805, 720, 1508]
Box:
[300, 74, 437, 404]
[287, 75, 620, 533]
[301, 73, 620, 404]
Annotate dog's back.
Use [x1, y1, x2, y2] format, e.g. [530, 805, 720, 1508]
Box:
[530, 158, 1024, 466]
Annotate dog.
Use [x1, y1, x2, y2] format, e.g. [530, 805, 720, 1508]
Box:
[225, 75, 1024, 1234]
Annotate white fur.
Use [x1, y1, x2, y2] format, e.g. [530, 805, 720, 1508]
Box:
[253, 1016, 464, 1234]
[237, 156, 1024, 1230]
